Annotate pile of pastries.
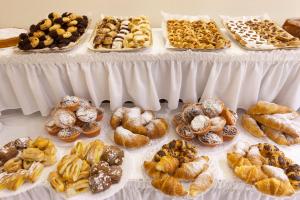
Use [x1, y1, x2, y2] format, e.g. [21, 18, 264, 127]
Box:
[242, 101, 300, 146]
[225, 17, 300, 49]
[173, 99, 238, 147]
[92, 16, 151, 50]
[48, 140, 124, 196]
[18, 12, 88, 50]
[110, 106, 168, 148]
[167, 19, 231, 49]
[144, 139, 213, 197]
[0, 137, 56, 190]
[227, 142, 300, 196]
[45, 96, 104, 142]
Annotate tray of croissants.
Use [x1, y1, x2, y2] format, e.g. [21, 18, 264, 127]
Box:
[0, 137, 57, 196]
[228, 141, 300, 197]
[143, 139, 215, 197]
[47, 139, 131, 199]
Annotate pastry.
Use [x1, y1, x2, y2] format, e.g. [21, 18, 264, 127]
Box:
[254, 178, 295, 196]
[3, 157, 23, 173]
[31, 137, 51, 150]
[0, 146, 18, 167]
[57, 128, 81, 142]
[60, 96, 80, 111]
[57, 154, 78, 175]
[220, 107, 237, 125]
[286, 164, 300, 189]
[107, 165, 122, 183]
[231, 141, 250, 156]
[71, 141, 86, 159]
[53, 109, 76, 128]
[227, 152, 252, 169]
[172, 112, 185, 127]
[182, 104, 203, 123]
[221, 125, 238, 141]
[122, 117, 147, 136]
[234, 165, 267, 184]
[48, 171, 65, 192]
[151, 174, 187, 196]
[96, 108, 104, 121]
[200, 99, 224, 118]
[247, 101, 293, 115]
[81, 122, 101, 137]
[27, 162, 44, 182]
[14, 137, 32, 150]
[266, 151, 293, 169]
[256, 143, 281, 157]
[209, 116, 226, 133]
[175, 124, 195, 140]
[174, 156, 209, 180]
[86, 140, 105, 165]
[189, 171, 213, 197]
[198, 132, 223, 147]
[241, 114, 265, 137]
[66, 179, 89, 196]
[261, 165, 289, 181]
[145, 118, 168, 139]
[76, 107, 97, 123]
[283, 18, 300, 38]
[190, 115, 210, 135]
[21, 148, 45, 162]
[78, 160, 90, 180]
[0, 172, 26, 191]
[90, 161, 110, 176]
[110, 107, 126, 129]
[263, 126, 289, 145]
[88, 171, 112, 193]
[246, 145, 266, 165]
[144, 161, 162, 179]
[155, 156, 179, 175]
[114, 126, 150, 148]
[45, 120, 61, 135]
[62, 157, 83, 182]
[141, 111, 154, 125]
[101, 145, 124, 166]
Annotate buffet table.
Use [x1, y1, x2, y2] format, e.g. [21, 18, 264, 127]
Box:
[0, 103, 300, 200]
[1, 29, 300, 116]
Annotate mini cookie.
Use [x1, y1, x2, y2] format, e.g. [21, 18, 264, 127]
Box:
[221, 125, 238, 141]
[198, 132, 223, 147]
[101, 146, 124, 166]
[53, 109, 76, 128]
[45, 120, 61, 136]
[57, 128, 80, 142]
[190, 115, 211, 135]
[89, 171, 112, 193]
[76, 107, 97, 123]
[209, 117, 226, 133]
[60, 96, 80, 111]
[175, 124, 195, 140]
[200, 99, 224, 118]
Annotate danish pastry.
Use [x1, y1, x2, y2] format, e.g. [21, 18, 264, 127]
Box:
[0, 172, 26, 191]
[63, 157, 83, 182]
[57, 154, 78, 175]
[86, 140, 105, 165]
[175, 124, 195, 140]
[146, 118, 168, 139]
[172, 112, 185, 127]
[66, 179, 89, 196]
[286, 164, 300, 189]
[261, 165, 289, 181]
[227, 152, 252, 169]
[3, 157, 23, 173]
[110, 107, 126, 129]
[182, 104, 203, 123]
[27, 162, 44, 183]
[114, 126, 150, 148]
[71, 141, 86, 159]
[21, 148, 45, 162]
[45, 120, 61, 136]
[48, 171, 65, 192]
[0, 146, 18, 167]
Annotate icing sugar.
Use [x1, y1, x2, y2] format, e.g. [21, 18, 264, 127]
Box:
[247, 146, 261, 156]
[114, 107, 125, 118]
[58, 128, 77, 138]
[61, 96, 79, 106]
[233, 142, 250, 155]
[185, 157, 208, 174]
[201, 99, 223, 114]
[126, 107, 141, 119]
[116, 126, 135, 139]
[76, 107, 97, 122]
[141, 111, 154, 124]
[191, 115, 209, 131]
[262, 165, 289, 181]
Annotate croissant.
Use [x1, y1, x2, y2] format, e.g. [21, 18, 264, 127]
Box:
[174, 156, 209, 180]
[255, 178, 295, 196]
[227, 152, 251, 169]
[156, 156, 179, 175]
[144, 161, 162, 179]
[146, 118, 168, 139]
[48, 171, 65, 192]
[189, 171, 213, 197]
[241, 114, 264, 138]
[234, 165, 267, 184]
[263, 126, 289, 145]
[110, 107, 126, 129]
[114, 126, 150, 148]
[151, 174, 187, 196]
[122, 118, 148, 135]
[247, 101, 293, 115]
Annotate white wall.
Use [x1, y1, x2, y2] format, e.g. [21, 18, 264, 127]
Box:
[0, 0, 298, 28]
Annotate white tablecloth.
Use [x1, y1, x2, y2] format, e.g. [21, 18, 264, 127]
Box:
[1, 29, 300, 116]
[0, 103, 300, 200]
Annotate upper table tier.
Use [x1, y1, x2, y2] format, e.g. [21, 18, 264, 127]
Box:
[1, 28, 300, 116]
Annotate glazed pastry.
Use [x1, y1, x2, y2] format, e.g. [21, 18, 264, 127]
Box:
[174, 156, 209, 180]
[53, 109, 76, 128]
[0, 146, 18, 167]
[57, 128, 81, 142]
[234, 165, 267, 184]
[200, 99, 224, 118]
[21, 148, 45, 162]
[144, 161, 162, 179]
[27, 162, 44, 182]
[86, 140, 105, 165]
[182, 104, 203, 123]
[3, 157, 22, 173]
[45, 120, 61, 136]
[81, 122, 101, 137]
[241, 114, 265, 137]
[89, 171, 112, 193]
[198, 132, 223, 147]
[76, 107, 97, 123]
[189, 171, 213, 197]
[62, 157, 83, 182]
[83, 140, 104, 160]
[254, 178, 295, 196]
[220, 107, 237, 125]
[247, 101, 293, 115]
[155, 156, 179, 175]
[209, 116, 226, 133]
[110, 107, 126, 129]
[114, 126, 150, 148]
[286, 164, 300, 189]
[227, 152, 252, 169]
[66, 179, 89, 196]
[48, 171, 65, 192]
[145, 118, 168, 139]
[31, 137, 51, 150]
[151, 174, 187, 196]
[172, 112, 185, 127]
[60, 96, 80, 111]
[175, 124, 195, 140]
[101, 145, 124, 166]
[57, 154, 78, 175]
[261, 165, 289, 181]
[221, 125, 238, 141]
[190, 115, 210, 135]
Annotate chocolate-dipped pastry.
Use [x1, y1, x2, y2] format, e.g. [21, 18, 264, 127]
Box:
[15, 137, 31, 150]
[108, 165, 122, 183]
[19, 33, 28, 40]
[0, 146, 18, 167]
[89, 171, 112, 193]
[90, 161, 110, 176]
[53, 17, 64, 25]
[30, 25, 38, 33]
[18, 40, 32, 50]
[48, 12, 61, 20]
[101, 146, 124, 166]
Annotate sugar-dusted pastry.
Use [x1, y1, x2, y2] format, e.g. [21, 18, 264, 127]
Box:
[53, 109, 76, 128]
[122, 117, 147, 136]
[261, 165, 289, 182]
[255, 178, 295, 196]
[101, 145, 124, 166]
[189, 171, 213, 197]
[200, 99, 224, 118]
[209, 116, 226, 133]
[190, 115, 211, 135]
[156, 156, 179, 175]
[66, 179, 89, 196]
[221, 125, 238, 141]
[114, 126, 150, 148]
[263, 126, 289, 145]
[174, 156, 209, 180]
[3, 157, 23, 173]
[247, 101, 293, 115]
[21, 148, 45, 162]
[81, 122, 101, 137]
[241, 114, 265, 137]
[76, 107, 97, 123]
[151, 174, 187, 196]
[88, 171, 112, 193]
[140, 111, 154, 125]
[172, 112, 185, 127]
[246, 145, 266, 166]
[45, 120, 61, 136]
[234, 165, 267, 184]
[232, 141, 250, 156]
[71, 141, 86, 159]
[110, 107, 126, 129]
[146, 118, 168, 139]
[27, 162, 44, 182]
[198, 132, 223, 147]
[57, 127, 81, 142]
[227, 152, 252, 169]
[175, 124, 195, 140]
[0, 146, 18, 167]
[182, 104, 203, 123]
[286, 164, 300, 189]
[0, 172, 26, 191]
[60, 96, 80, 111]
[220, 107, 238, 125]
[144, 161, 162, 179]
[15, 137, 32, 150]
[48, 171, 65, 192]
